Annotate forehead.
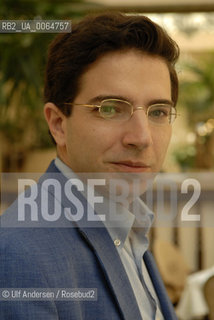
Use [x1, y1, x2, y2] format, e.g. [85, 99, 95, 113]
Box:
[75, 49, 171, 104]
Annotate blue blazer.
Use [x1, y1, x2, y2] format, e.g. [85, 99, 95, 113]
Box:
[0, 161, 177, 319]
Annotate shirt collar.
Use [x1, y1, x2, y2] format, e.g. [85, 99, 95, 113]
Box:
[55, 157, 78, 179]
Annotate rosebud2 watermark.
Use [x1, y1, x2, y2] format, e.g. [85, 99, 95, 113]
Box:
[1, 172, 213, 227]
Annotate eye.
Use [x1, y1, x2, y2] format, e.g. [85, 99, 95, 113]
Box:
[148, 105, 170, 118]
[100, 100, 123, 118]
[102, 105, 117, 115]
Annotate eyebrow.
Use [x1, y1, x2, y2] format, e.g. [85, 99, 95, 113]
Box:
[87, 95, 174, 106]
[148, 99, 174, 106]
[87, 94, 135, 105]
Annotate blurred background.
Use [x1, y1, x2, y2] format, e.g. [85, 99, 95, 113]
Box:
[0, 0, 214, 319]
[0, 0, 214, 173]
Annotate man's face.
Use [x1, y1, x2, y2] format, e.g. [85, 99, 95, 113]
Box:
[56, 50, 173, 174]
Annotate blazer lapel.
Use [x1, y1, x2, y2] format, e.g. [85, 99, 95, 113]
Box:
[144, 250, 178, 320]
[78, 226, 142, 320]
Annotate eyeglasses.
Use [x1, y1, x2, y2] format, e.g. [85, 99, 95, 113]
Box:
[65, 98, 177, 125]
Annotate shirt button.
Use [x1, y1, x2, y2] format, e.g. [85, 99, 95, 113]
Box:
[114, 239, 121, 247]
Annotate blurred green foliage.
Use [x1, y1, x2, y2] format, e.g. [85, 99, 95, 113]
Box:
[0, 0, 85, 150]
[174, 52, 214, 169]
[172, 144, 196, 171]
[178, 52, 214, 127]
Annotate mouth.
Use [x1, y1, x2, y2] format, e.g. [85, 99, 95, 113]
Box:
[110, 161, 151, 173]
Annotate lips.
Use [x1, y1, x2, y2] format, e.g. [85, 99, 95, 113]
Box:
[110, 160, 151, 172]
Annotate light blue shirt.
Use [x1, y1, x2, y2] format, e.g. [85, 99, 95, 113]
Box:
[55, 157, 163, 320]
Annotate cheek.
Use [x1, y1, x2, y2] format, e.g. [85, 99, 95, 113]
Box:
[67, 120, 114, 156]
[152, 128, 172, 156]
[87, 126, 117, 154]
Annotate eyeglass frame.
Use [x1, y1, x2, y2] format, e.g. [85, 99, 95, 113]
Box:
[64, 98, 178, 125]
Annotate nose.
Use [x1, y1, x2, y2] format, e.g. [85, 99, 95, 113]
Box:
[122, 110, 153, 150]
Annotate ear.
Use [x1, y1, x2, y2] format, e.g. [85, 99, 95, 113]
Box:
[44, 103, 66, 146]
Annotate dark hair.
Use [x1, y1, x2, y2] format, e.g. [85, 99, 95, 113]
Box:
[44, 12, 179, 116]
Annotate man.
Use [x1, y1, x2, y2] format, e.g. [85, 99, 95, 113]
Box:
[0, 12, 179, 319]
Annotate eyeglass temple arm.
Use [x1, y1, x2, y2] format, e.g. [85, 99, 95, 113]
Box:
[64, 103, 99, 108]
